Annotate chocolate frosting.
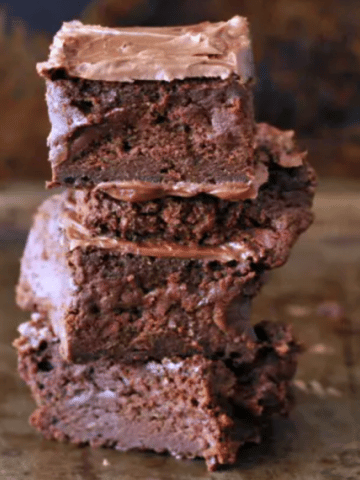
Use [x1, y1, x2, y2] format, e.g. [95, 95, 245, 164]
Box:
[92, 162, 268, 202]
[37, 16, 254, 83]
[63, 208, 259, 264]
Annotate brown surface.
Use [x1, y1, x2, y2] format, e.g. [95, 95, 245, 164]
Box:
[0, 16, 50, 181]
[1, 178, 360, 478]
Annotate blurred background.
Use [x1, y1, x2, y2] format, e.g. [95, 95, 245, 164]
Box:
[1, 0, 360, 182]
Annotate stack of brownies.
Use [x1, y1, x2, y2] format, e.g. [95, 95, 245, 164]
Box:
[14, 17, 316, 471]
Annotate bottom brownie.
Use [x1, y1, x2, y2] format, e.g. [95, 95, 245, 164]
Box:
[15, 315, 299, 471]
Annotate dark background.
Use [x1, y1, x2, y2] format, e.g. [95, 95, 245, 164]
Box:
[4, 0, 89, 33]
[1, 0, 360, 181]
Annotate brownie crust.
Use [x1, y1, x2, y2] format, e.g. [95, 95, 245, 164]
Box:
[15, 316, 299, 471]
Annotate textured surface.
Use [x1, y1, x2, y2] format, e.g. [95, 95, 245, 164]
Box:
[14, 316, 297, 471]
[1, 178, 360, 478]
[45, 74, 255, 189]
[37, 17, 254, 82]
[74, 123, 315, 245]
[16, 193, 266, 362]
[16, 122, 315, 362]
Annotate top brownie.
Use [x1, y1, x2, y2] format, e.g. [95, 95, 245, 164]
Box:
[37, 17, 258, 197]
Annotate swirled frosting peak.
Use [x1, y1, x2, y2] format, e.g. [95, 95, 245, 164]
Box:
[37, 16, 254, 83]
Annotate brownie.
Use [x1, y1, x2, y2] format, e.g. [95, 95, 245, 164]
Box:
[16, 15, 313, 472]
[73, 123, 316, 253]
[16, 193, 267, 362]
[37, 18, 258, 191]
[14, 315, 299, 471]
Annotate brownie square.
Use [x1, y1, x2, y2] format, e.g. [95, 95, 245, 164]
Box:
[37, 18, 257, 191]
[16, 193, 266, 362]
[15, 315, 299, 471]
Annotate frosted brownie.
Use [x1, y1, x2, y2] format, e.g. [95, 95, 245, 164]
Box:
[15, 315, 299, 471]
[37, 17, 257, 193]
[16, 193, 266, 362]
[74, 124, 315, 255]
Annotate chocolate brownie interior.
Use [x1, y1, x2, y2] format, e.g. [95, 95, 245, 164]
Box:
[15, 316, 299, 471]
[46, 74, 255, 188]
[17, 194, 267, 362]
[74, 146, 315, 249]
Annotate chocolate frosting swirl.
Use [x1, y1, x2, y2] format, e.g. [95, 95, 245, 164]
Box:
[37, 16, 254, 83]
[92, 162, 268, 202]
[63, 208, 259, 264]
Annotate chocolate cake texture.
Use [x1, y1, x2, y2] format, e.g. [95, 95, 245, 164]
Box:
[16, 123, 315, 363]
[14, 315, 299, 471]
[37, 18, 258, 191]
[74, 123, 315, 248]
[16, 192, 266, 362]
